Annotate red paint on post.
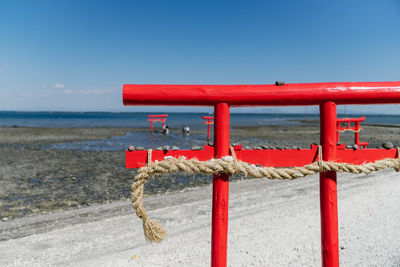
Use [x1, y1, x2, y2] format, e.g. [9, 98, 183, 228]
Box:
[211, 103, 230, 267]
[319, 102, 339, 267]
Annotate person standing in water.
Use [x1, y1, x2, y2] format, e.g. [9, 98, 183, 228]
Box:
[182, 125, 190, 135]
[162, 125, 169, 135]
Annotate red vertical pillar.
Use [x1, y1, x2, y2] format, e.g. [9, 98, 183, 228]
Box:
[319, 102, 339, 267]
[207, 122, 211, 140]
[336, 122, 340, 144]
[211, 103, 230, 267]
[150, 120, 153, 131]
[355, 122, 360, 146]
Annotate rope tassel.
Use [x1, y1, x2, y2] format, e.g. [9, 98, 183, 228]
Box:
[131, 147, 400, 242]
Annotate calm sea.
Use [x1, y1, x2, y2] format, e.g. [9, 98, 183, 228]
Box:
[1, 111, 399, 151]
[1, 111, 399, 128]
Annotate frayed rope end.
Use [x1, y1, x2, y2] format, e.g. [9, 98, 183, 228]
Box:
[143, 218, 167, 242]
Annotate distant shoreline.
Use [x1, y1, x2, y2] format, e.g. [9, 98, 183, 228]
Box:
[289, 119, 400, 128]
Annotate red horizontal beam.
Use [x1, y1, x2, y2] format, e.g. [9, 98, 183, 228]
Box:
[203, 116, 214, 120]
[126, 145, 398, 168]
[148, 118, 167, 121]
[337, 117, 365, 123]
[147, 114, 168, 118]
[123, 81, 400, 106]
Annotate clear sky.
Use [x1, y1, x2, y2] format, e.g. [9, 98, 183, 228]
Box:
[0, 0, 399, 113]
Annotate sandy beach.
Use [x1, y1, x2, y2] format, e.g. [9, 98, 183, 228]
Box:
[1, 170, 400, 266]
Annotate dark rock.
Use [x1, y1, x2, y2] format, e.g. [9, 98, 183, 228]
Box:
[163, 145, 170, 151]
[352, 144, 358, 150]
[382, 141, 394, 149]
[128, 145, 135, 151]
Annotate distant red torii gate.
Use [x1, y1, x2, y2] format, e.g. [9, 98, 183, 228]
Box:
[337, 116, 368, 148]
[203, 115, 214, 140]
[147, 114, 167, 131]
[123, 81, 400, 267]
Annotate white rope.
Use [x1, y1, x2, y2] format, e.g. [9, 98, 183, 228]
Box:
[132, 148, 400, 242]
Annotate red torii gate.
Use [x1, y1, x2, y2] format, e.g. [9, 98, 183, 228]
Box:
[336, 116, 368, 148]
[203, 115, 214, 140]
[123, 81, 400, 267]
[147, 114, 167, 131]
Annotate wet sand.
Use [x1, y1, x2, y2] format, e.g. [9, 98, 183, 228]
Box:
[1, 123, 400, 221]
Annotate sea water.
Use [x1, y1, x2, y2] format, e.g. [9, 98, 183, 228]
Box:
[0, 111, 399, 151]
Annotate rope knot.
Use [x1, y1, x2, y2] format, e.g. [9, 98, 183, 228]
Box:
[317, 145, 325, 172]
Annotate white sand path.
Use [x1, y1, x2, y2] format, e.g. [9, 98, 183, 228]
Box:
[1, 170, 400, 266]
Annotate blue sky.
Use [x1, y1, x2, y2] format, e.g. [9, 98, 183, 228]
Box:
[0, 0, 399, 113]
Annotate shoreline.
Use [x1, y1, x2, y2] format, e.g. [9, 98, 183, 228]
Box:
[291, 118, 400, 128]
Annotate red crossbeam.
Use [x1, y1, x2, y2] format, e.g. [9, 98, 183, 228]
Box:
[126, 144, 398, 168]
[148, 118, 167, 122]
[337, 117, 365, 123]
[148, 114, 168, 118]
[124, 82, 400, 106]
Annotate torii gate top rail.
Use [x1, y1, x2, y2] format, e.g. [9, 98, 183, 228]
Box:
[123, 81, 400, 106]
[123, 81, 400, 267]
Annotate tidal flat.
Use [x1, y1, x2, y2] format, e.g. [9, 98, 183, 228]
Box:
[1, 123, 400, 220]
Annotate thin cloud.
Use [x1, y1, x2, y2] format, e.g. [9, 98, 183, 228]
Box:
[61, 88, 116, 95]
[53, 83, 65, 89]
[78, 89, 115, 95]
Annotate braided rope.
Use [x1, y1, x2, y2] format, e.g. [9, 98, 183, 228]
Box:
[131, 147, 400, 242]
[337, 128, 362, 133]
